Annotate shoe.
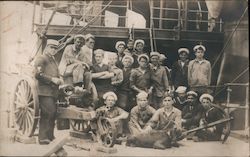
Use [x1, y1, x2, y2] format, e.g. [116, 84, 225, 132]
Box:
[39, 139, 51, 145]
[49, 136, 55, 141]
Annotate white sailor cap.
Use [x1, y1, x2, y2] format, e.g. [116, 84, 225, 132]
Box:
[85, 33, 95, 40]
[115, 41, 126, 50]
[138, 54, 149, 62]
[122, 55, 134, 64]
[186, 91, 198, 97]
[134, 39, 145, 48]
[178, 48, 190, 54]
[199, 93, 214, 103]
[159, 53, 167, 61]
[150, 51, 161, 58]
[103, 91, 118, 101]
[193, 45, 206, 52]
[46, 39, 59, 47]
[74, 34, 85, 40]
[136, 91, 148, 99]
[175, 86, 187, 94]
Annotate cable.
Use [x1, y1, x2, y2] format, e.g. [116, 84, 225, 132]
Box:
[58, 1, 112, 43]
[212, 6, 248, 69]
[29, 2, 59, 64]
[214, 67, 249, 97]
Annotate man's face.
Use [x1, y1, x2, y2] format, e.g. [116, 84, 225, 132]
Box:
[137, 97, 148, 108]
[117, 45, 125, 54]
[177, 92, 186, 99]
[46, 45, 57, 56]
[179, 52, 188, 61]
[135, 43, 144, 52]
[195, 49, 204, 59]
[85, 38, 95, 49]
[127, 41, 134, 50]
[108, 56, 117, 66]
[122, 58, 132, 68]
[201, 98, 211, 110]
[74, 38, 84, 50]
[187, 95, 196, 104]
[150, 56, 159, 66]
[162, 96, 174, 109]
[138, 58, 148, 68]
[95, 53, 104, 64]
[105, 96, 116, 109]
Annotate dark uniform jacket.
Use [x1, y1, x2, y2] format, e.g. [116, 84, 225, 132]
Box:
[201, 105, 224, 136]
[34, 54, 60, 97]
[117, 68, 132, 92]
[171, 59, 189, 88]
[182, 101, 203, 128]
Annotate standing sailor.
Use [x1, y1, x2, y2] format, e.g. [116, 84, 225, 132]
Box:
[34, 39, 63, 144]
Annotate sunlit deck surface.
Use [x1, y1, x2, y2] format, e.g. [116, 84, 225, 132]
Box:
[0, 130, 249, 156]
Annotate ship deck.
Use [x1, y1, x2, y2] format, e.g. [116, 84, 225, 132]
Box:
[0, 130, 249, 156]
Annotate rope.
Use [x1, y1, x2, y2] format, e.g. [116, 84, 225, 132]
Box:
[57, 1, 112, 52]
[152, 22, 157, 52]
[29, 2, 59, 64]
[59, 1, 112, 42]
[149, 0, 154, 52]
[212, 6, 248, 69]
[77, 1, 112, 34]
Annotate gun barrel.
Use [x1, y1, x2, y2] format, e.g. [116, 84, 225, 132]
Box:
[183, 117, 233, 135]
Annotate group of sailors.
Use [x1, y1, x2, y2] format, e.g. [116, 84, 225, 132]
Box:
[34, 34, 224, 148]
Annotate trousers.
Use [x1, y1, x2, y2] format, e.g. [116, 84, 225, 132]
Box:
[64, 63, 92, 92]
[38, 96, 57, 141]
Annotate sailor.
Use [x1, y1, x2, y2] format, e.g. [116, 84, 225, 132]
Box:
[58, 34, 92, 94]
[149, 51, 170, 109]
[188, 45, 211, 95]
[130, 54, 152, 105]
[143, 94, 182, 148]
[193, 93, 225, 141]
[116, 55, 134, 111]
[173, 86, 187, 110]
[128, 92, 156, 135]
[115, 41, 126, 68]
[81, 33, 95, 66]
[171, 48, 189, 89]
[96, 92, 129, 137]
[134, 39, 146, 56]
[108, 53, 123, 91]
[159, 53, 172, 89]
[182, 91, 203, 130]
[91, 49, 115, 108]
[34, 39, 63, 145]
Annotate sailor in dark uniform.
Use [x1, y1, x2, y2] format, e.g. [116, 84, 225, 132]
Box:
[34, 39, 63, 145]
[194, 94, 224, 141]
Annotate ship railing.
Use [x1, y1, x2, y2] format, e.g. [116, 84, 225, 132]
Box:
[34, 1, 224, 33]
[189, 83, 249, 135]
[150, 0, 224, 32]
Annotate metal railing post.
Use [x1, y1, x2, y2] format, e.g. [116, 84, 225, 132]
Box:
[39, 2, 43, 24]
[226, 85, 232, 115]
[245, 85, 249, 135]
[159, 0, 163, 29]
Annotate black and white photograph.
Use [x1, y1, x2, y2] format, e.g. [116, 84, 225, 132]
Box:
[0, 0, 249, 156]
